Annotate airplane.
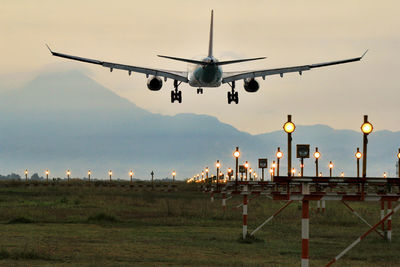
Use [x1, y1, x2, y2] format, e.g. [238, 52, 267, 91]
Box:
[47, 10, 367, 104]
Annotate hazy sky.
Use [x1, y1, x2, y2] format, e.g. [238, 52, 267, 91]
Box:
[1, 0, 399, 134]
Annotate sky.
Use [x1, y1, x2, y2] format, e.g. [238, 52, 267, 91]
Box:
[1, 0, 400, 134]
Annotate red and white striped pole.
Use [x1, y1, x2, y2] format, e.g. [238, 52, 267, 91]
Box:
[302, 199, 309, 267]
[387, 201, 392, 242]
[222, 193, 226, 211]
[243, 185, 248, 239]
[381, 201, 385, 232]
[326, 203, 400, 266]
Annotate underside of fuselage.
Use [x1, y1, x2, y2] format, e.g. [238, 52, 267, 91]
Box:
[188, 61, 222, 87]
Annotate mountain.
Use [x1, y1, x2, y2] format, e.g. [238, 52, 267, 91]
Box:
[0, 71, 398, 179]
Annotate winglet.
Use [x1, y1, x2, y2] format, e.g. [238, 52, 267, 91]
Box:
[45, 44, 54, 54]
[361, 49, 368, 59]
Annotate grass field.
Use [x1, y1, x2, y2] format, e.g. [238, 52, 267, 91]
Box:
[0, 181, 399, 266]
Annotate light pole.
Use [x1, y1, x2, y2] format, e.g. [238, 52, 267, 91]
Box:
[249, 168, 253, 180]
[314, 148, 321, 177]
[355, 148, 362, 178]
[24, 169, 28, 182]
[271, 161, 276, 179]
[109, 170, 112, 182]
[130, 170, 134, 183]
[361, 115, 373, 178]
[329, 161, 334, 178]
[269, 168, 274, 180]
[227, 168, 232, 180]
[244, 161, 249, 181]
[291, 168, 296, 177]
[283, 115, 295, 177]
[45, 170, 49, 183]
[67, 170, 71, 182]
[201, 171, 204, 182]
[172, 171, 176, 182]
[397, 149, 400, 178]
[216, 160, 220, 187]
[276, 147, 283, 177]
[205, 167, 209, 185]
[88, 170, 91, 182]
[234, 147, 240, 185]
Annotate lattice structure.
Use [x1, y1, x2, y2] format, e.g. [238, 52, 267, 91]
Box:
[204, 177, 400, 266]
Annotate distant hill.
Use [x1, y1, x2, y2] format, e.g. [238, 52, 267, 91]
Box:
[0, 71, 398, 179]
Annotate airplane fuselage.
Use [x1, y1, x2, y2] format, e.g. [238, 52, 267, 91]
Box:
[188, 56, 222, 87]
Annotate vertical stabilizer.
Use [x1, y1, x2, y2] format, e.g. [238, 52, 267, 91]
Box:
[208, 10, 214, 57]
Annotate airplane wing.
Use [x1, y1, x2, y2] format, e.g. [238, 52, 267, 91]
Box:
[46, 45, 189, 83]
[222, 50, 368, 83]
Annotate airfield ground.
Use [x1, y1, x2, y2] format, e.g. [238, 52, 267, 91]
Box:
[0, 181, 399, 266]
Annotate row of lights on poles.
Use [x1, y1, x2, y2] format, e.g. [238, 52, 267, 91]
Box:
[191, 115, 398, 183]
[21, 169, 177, 182]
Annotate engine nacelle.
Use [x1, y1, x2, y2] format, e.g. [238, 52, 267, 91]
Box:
[243, 78, 259, 93]
[147, 76, 163, 91]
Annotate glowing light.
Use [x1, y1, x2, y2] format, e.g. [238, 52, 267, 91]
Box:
[341, 172, 344, 177]
[45, 170, 49, 175]
[24, 169, 28, 175]
[355, 151, 362, 159]
[88, 170, 91, 175]
[291, 168, 296, 174]
[397, 152, 400, 159]
[244, 161, 249, 169]
[361, 122, 373, 134]
[216, 161, 221, 168]
[329, 162, 334, 169]
[172, 171, 176, 176]
[233, 150, 240, 158]
[66, 170, 71, 176]
[130, 171, 134, 176]
[276, 151, 283, 159]
[383, 172, 387, 178]
[109, 170, 112, 176]
[272, 162, 277, 168]
[283, 121, 295, 133]
[314, 151, 321, 159]
[205, 168, 209, 173]
[269, 168, 274, 174]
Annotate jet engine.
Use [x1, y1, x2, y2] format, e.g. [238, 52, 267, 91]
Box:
[243, 78, 259, 92]
[147, 76, 163, 91]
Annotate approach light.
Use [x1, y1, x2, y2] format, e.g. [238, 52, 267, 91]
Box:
[233, 150, 240, 158]
[341, 172, 344, 177]
[25, 169, 28, 175]
[283, 121, 295, 133]
[67, 170, 71, 176]
[383, 172, 387, 178]
[355, 151, 362, 159]
[291, 168, 296, 175]
[45, 170, 49, 175]
[88, 170, 91, 175]
[361, 121, 373, 135]
[276, 150, 283, 159]
[130, 171, 134, 176]
[109, 170, 112, 176]
[271, 161, 277, 169]
[205, 168, 209, 173]
[397, 151, 400, 159]
[228, 168, 232, 173]
[244, 161, 249, 169]
[314, 151, 321, 159]
[329, 162, 334, 169]
[216, 161, 221, 168]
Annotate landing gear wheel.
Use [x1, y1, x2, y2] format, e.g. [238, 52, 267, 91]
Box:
[171, 80, 183, 103]
[197, 88, 203, 94]
[227, 81, 239, 104]
[227, 92, 232, 104]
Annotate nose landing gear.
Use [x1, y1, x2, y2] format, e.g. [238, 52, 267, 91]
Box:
[171, 80, 182, 103]
[197, 88, 203, 94]
[227, 81, 239, 104]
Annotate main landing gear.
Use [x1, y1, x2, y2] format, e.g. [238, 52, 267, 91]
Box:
[227, 81, 239, 104]
[171, 80, 182, 103]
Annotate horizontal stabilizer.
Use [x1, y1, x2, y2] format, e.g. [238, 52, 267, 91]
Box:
[217, 57, 266, 65]
[158, 55, 208, 65]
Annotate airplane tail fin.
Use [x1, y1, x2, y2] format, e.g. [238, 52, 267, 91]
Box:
[208, 10, 214, 57]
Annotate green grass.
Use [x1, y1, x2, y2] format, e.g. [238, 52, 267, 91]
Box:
[0, 181, 398, 266]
